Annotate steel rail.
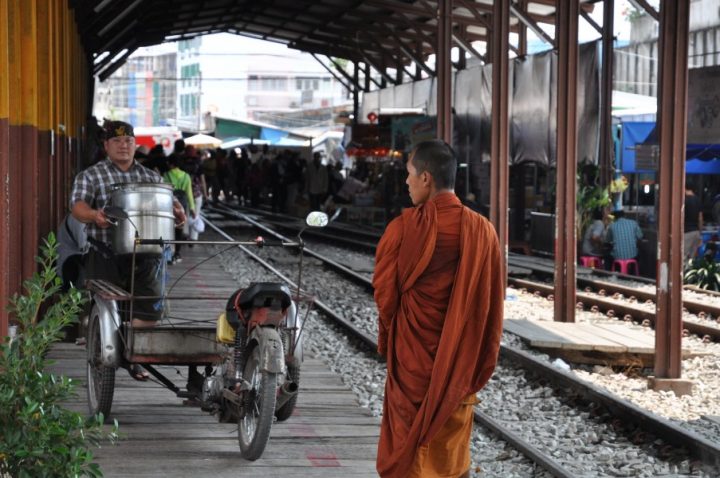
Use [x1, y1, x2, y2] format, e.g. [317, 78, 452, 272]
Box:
[213, 204, 382, 245]
[508, 254, 720, 318]
[508, 277, 720, 342]
[206, 214, 720, 471]
[203, 216, 377, 350]
[210, 206, 375, 291]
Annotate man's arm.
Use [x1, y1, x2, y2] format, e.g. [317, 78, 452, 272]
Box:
[71, 200, 111, 228]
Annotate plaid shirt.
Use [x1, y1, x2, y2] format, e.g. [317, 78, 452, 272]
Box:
[607, 217, 643, 260]
[70, 159, 161, 245]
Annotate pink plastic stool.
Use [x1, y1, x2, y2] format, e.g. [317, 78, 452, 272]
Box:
[580, 256, 603, 268]
[612, 258, 639, 275]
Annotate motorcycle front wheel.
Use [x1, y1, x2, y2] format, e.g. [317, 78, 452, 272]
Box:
[238, 345, 278, 460]
[86, 306, 115, 421]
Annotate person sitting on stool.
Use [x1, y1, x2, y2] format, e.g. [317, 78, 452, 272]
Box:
[581, 208, 606, 265]
[606, 208, 643, 267]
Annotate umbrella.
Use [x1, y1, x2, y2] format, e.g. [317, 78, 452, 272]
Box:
[184, 133, 222, 149]
[220, 137, 270, 149]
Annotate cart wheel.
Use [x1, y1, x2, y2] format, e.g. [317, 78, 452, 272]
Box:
[275, 364, 300, 422]
[86, 306, 115, 421]
[238, 345, 277, 460]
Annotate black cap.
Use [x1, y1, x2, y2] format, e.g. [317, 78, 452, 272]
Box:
[104, 120, 134, 139]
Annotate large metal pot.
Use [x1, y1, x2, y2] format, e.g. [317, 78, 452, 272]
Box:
[110, 182, 175, 255]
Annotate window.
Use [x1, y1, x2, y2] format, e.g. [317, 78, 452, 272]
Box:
[295, 77, 321, 91]
[249, 76, 287, 91]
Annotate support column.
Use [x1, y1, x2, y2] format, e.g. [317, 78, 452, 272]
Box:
[0, 0, 11, 337]
[490, 0, 510, 281]
[599, 0, 614, 187]
[353, 61, 360, 125]
[654, 0, 690, 380]
[554, 0, 579, 323]
[436, 0, 452, 143]
[518, 0, 528, 57]
[364, 62, 370, 92]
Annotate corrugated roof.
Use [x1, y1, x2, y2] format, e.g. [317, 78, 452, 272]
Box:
[72, 0, 597, 81]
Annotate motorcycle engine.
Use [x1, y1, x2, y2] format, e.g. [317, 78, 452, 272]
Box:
[201, 376, 223, 404]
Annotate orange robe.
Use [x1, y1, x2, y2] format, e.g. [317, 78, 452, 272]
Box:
[373, 192, 504, 478]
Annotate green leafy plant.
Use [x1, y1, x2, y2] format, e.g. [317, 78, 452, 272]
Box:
[0, 233, 118, 478]
[684, 257, 720, 292]
[577, 168, 611, 239]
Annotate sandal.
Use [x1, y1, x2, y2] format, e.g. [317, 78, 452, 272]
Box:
[126, 364, 150, 382]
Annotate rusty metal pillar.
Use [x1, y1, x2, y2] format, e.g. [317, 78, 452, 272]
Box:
[655, 0, 689, 379]
[490, 0, 510, 280]
[518, 0, 528, 57]
[364, 62, 370, 92]
[599, 0, 614, 187]
[436, 0, 452, 143]
[554, 0, 579, 323]
[353, 61, 360, 125]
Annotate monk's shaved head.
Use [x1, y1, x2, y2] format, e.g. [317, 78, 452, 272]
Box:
[410, 140, 456, 190]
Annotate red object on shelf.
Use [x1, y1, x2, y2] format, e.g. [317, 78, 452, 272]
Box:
[366, 112, 378, 123]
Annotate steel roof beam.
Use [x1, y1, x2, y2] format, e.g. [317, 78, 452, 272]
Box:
[97, 45, 138, 81]
[362, 32, 416, 80]
[510, 3, 555, 47]
[452, 31, 485, 62]
[326, 56, 363, 91]
[97, 0, 142, 37]
[628, 0, 659, 21]
[311, 53, 353, 92]
[384, 28, 436, 76]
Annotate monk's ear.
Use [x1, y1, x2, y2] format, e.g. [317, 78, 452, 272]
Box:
[422, 171, 433, 187]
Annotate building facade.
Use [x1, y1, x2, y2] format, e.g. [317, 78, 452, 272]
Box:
[94, 42, 177, 126]
[98, 33, 350, 132]
[615, 0, 720, 97]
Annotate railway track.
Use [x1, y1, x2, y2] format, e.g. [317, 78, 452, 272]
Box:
[509, 253, 720, 304]
[213, 206, 720, 342]
[203, 214, 573, 477]
[507, 277, 720, 343]
[203, 210, 720, 475]
[212, 204, 380, 251]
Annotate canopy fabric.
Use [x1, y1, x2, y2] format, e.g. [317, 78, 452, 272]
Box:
[184, 133, 222, 148]
[620, 121, 720, 174]
[219, 138, 270, 149]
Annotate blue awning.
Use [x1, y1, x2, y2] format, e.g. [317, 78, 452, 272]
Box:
[620, 121, 720, 174]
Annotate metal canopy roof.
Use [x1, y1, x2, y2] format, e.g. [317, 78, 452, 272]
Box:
[72, 0, 598, 82]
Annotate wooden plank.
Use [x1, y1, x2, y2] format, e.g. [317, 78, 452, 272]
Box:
[47, 343, 380, 477]
[543, 323, 629, 353]
[584, 323, 655, 353]
[504, 319, 569, 348]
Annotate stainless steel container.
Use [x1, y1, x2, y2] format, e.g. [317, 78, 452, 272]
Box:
[110, 182, 175, 255]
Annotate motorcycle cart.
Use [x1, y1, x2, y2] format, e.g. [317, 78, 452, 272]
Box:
[84, 183, 326, 460]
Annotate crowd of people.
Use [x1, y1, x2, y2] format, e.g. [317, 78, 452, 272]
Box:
[133, 138, 417, 226]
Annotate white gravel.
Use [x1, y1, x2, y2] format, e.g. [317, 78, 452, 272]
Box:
[207, 235, 720, 477]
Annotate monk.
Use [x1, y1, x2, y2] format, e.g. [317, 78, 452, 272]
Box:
[373, 140, 504, 478]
